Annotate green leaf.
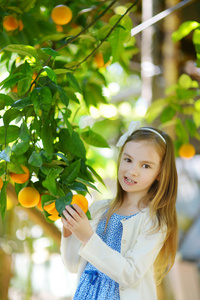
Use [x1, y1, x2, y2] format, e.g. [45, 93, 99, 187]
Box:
[66, 73, 82, 93]
[178, 74, 193, 89]
[76, 177, 101, 193]
[145, 99, 167, 123]
[41, 123, 54, 154]
[56, 86, 69, 106]
[0, 125, 20, 144]
[58, 129, 86, 159]
[0, 181, 8, 222]
[82, 81, 107, 107]
[19, 121, 31, 141]
[195, 99, 200, 112]
[81, 128, 110, 148]
[193, 112, 200, 127]
[28, 151, 43, 167]
[175, 119, 188, 143]
[42, 169, 63, 196]
[12, 141, 30, 154]
[43, 66, 57, 84]
[87, 165, 106, 187]
[66, 182, 88, 193]
[97, 24, 112, 40]
[193, 28, 200, 53]
[31, 87, 52, 122]
[0, 74, 25, 89]
[0, 94, 14, 110]
[185, 119, 197, 137]
[52, 153, 69, 165]
[160, 106, 176, 123]
[172, 21, 200, 42]
[3, 109, 20, 128]
[55, 192, 73, 216]
[41, 194, 57, 208]
[12, 97, 32, 109]
[62, 160, 81, 184]
[41, 48, 59, 59]
[86, 210, 92, 220]
[0, 146, 11, 162]
[3, 44, 37, 58]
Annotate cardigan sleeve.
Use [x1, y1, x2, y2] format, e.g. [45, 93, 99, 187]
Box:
[78, 215, 166, 287]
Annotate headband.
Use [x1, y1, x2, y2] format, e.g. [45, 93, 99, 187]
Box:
[116, 121, 166, 147]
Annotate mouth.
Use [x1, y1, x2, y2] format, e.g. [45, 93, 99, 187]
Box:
[124, 177, 137, 185]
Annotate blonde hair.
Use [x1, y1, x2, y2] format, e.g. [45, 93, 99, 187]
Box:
[106, 127, 178, 284]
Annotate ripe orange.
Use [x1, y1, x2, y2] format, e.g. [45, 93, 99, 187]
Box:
[94, 52, 105, 68]
[0, 178, 3, 190]
[179, 143, 196, 159]
[44, 201, 60, 221]
[51, 5, 72, 25]
[94, 52, 110, 68]
[36, 196, 43, 211]
[18, 20, 24, 31]
[11, 85, 18, 93]
[3, 15, 19, 31]
[10, 165, 30, 184]
[56, 24, 63, 32]
[18, 187, 40, 208]
[44, 202, 55, 213]
[71, 194, 88, 213]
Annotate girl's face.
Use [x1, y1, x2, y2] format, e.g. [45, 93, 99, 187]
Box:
[118, 140, 161, 199]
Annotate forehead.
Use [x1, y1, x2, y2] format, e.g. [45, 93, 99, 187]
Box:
[122, 140, 161, 163]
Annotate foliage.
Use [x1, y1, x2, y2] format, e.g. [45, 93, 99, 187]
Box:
[0, 0, 139, 221]
[145, 20, 200, 155]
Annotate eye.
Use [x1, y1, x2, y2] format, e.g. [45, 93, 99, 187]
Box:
[124, 157, 131, 163]
[142, 164, 150, 169]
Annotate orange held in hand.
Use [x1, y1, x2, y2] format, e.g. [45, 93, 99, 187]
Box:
[18, 187, 40, 208]
[178, 143, 196, 159]
[51, 5, 72, 25]
[10, 165, 30, 184]
[71, 194, 88, 213]
[3, 15, 18, 31]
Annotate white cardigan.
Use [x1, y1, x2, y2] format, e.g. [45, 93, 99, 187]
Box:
[60, 199, 166, 300]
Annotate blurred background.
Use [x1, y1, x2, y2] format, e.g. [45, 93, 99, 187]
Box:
[0, 0, 200, 299]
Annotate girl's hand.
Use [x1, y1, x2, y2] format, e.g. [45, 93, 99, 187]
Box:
[61, 204, 94, 245]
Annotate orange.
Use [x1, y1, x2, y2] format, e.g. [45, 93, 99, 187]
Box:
[71, 194, 88, 213]
[179, 143, 196, 159]
[51, 5, 72, 25]
[10, 165, 30, 184]
[18, 20, 24, 31]
[94, 52, 105, 68]
[18, 187, 40, 208]
[36, 196, 43, 211]
[0, 178, 3, 190]
[56, 24, 63, 32]
[94, 52, 110, 68]
[44, 201, 60, 221]
[3, 15, 19, 31]
[44, 202, 55, 213]
[11, 85, 18, 93]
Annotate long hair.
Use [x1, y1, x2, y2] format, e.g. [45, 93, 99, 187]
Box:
[106, 127, 178, 284]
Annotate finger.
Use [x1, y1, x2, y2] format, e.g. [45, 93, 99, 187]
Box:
[72, 203, 86, 218]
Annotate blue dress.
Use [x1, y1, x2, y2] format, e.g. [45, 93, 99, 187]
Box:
[73, 211, 138, 300]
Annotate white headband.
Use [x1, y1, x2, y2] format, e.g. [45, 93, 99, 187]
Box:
[116, 121, 166, 147]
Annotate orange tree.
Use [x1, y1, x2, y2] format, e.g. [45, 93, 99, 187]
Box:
[0, 0, 139, 222]
[145, 21, 200, 157]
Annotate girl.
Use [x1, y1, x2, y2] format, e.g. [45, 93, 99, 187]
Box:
[60, 121, 178, 300]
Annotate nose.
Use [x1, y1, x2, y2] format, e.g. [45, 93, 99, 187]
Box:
[129, 163, 139, 177]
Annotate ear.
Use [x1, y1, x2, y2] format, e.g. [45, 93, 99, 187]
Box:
[156, 173, 160, 181]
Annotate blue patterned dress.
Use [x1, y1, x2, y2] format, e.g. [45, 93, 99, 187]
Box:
[73, 211, 138, 300]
